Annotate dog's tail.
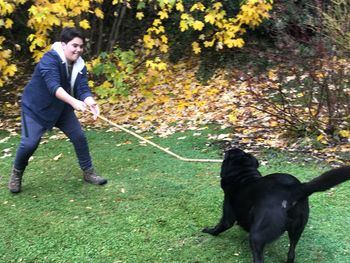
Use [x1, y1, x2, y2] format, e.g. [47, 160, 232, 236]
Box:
[299, 166, 350, 199]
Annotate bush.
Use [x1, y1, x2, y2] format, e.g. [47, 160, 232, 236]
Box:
[248, 56, 350, 140]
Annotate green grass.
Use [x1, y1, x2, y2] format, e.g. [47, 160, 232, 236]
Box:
[1, 128, 350, 263]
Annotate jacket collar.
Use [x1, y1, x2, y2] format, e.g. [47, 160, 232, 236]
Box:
[51, 42, 85, 94]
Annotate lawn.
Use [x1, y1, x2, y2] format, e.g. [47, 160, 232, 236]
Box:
[1, 127, 350, 263]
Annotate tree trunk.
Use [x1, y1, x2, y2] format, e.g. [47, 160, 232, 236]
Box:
[108, 0, 127, 52]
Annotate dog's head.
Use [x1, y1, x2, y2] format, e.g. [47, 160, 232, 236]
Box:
[220, 148, 259, 178]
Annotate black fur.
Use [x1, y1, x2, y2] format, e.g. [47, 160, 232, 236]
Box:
[203, 148, 350, 263]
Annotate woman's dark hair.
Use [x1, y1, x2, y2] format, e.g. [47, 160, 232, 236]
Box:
[60, 27, 84, 44]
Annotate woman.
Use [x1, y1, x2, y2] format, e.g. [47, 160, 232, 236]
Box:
[9, 27, 107, 193]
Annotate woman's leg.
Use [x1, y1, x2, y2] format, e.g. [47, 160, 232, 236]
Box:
[56, 107, 107, 185]
[10, 114, 46, 193]
[14, 114, 46, 170]
[56, 107, 92, 170]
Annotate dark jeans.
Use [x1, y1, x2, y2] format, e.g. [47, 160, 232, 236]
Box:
[14, 106, 92, 171]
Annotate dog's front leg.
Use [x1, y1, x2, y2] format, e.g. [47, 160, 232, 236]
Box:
[202, 197, 236, 236]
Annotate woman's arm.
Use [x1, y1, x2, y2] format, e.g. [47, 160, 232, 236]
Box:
[55, 87, 87, 111]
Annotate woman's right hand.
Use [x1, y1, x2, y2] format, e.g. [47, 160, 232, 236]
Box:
[56, 87, 87, 112]
[71, 99, 87, 112]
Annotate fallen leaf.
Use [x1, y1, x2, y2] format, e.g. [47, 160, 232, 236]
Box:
[53, 153, 63, 161]
[0, 137, 10, 143]
[2, 148, 11, 153]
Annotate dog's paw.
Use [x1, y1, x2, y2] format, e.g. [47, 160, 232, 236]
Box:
[202, 227, 210, 233]
[202, 227, 219, 236]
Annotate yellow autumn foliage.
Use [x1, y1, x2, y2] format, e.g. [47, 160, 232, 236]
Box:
[0, 0, 24, 87]
[26, 0, 92, 61]
[142, 0, 273, 72]
[0, 0, 273, 96]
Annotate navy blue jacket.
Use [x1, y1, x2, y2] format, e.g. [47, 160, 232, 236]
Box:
[22, 42, 92, 129]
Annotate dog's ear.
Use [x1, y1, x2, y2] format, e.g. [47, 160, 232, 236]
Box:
[245, 153, 259, 168]
[255, 158, 259, 168]
[224, 148, 245, 160]
[224, 149, 259, 168]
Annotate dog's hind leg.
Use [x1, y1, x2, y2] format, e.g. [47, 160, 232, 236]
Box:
[202, 197, 236, 236]
[286, 201, 309, 263]
[249, 219, 269, 263]
[249, 207, 287, 263]
[286, 232, 300, 263]
[249, 234, 265, 263]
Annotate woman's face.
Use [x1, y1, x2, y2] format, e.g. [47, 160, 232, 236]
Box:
[62, 37, 84, 63]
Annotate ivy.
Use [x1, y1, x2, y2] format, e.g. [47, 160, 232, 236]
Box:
[89, 47, 140, 98]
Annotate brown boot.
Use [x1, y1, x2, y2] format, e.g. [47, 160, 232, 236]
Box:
[83, 167, 107, 185]
[9, 167, 24, 193]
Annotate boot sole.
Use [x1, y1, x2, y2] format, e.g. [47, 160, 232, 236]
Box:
[84, 179, 108, 185]
[9, 188, 21, 193]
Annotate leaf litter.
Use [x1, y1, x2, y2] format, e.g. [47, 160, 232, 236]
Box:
[1, 59, 349, 165]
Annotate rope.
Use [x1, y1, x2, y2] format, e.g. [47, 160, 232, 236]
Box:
[88, 110, 223, 163]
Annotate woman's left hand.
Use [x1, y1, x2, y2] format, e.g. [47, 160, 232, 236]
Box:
[84, 97, 100, 120]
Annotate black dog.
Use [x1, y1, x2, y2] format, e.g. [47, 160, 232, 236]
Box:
[203, 148, 350, 263]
